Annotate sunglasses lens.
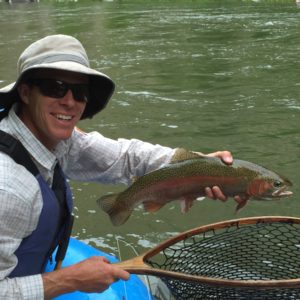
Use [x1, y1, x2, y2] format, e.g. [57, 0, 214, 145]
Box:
[29, 79, 89, 103]
[72, 85, 89, 103]
[43, 80, 67, 98]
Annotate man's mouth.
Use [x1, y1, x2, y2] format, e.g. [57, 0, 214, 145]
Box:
[55, 114, 73, 121]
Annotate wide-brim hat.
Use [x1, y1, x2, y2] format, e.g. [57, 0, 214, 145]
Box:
[0, 34, 115, 119]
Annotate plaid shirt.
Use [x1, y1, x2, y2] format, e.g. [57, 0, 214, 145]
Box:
[0, 106, 174, 299]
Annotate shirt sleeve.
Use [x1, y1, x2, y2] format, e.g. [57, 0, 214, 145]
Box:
[65, 129, 176, 184]
[0, 275, 44, 300]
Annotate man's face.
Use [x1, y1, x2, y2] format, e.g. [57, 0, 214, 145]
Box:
[18, 69, 88, 150]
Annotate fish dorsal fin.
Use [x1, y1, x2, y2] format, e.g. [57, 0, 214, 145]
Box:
[171, 148, 202, 162]
[131, 176, 139, 183]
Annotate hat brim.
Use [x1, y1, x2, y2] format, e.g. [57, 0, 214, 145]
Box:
[0, 61, 115, 120]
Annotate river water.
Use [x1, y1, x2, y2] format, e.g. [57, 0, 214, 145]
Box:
[0, 0, 299, 260]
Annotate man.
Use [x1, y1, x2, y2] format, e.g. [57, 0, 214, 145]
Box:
[0, 34, 240, 299]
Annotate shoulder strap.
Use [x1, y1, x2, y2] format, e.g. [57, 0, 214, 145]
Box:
[0, 129, 39, 176]
[0, 130, 74, 270]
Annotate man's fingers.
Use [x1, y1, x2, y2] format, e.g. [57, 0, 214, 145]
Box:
[205, 186, 228, 202]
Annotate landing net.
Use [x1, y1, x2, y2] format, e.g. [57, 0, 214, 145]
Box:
[145, 217, 300, 299]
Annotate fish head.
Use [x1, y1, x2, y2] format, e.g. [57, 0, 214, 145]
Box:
[247, 175, 293, 200]
[270, 177, 293, 198]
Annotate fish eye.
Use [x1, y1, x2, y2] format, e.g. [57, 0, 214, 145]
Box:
[273, 180, 282, 188]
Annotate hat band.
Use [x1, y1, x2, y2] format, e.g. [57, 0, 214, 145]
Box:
[23, 54, 90, 70]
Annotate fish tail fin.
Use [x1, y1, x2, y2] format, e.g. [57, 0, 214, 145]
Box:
[97, 194, 131, 226]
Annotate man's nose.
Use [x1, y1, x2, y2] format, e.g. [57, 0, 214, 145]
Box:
[59, 89, 76, 105]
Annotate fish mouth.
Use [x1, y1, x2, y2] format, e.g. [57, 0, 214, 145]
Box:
[272, 186, 293, 198]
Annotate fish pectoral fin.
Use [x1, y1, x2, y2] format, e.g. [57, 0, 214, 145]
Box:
[143, 201, 165, 213]
[180, 197, 196, 213]
[235, 198, 249, 213]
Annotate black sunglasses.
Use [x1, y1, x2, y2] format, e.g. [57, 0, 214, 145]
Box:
[28, 78, 89, 103]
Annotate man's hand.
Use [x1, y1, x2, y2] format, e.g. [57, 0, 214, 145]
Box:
[43, 256, 130, 299]
[204, 151, 247, 204]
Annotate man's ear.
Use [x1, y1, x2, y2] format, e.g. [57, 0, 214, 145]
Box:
[17, 83, 31, 104]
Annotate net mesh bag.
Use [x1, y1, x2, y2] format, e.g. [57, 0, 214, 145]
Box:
[145, 218, 300, 299]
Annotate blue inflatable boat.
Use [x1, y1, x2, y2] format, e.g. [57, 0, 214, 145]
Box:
[45, 238, 154, 299]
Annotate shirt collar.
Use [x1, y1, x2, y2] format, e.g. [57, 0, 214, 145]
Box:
[7, 105, 59, 171]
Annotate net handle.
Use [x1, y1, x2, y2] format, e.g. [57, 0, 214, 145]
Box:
[115, 216, 300, 288]
[115, 255, 300, 289]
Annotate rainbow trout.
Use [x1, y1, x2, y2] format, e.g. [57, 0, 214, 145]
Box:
[97, 157, 293, 226]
